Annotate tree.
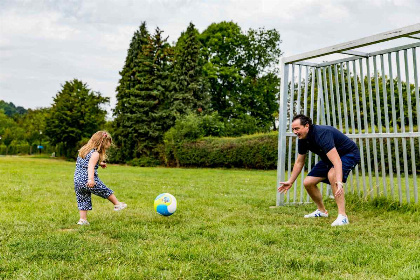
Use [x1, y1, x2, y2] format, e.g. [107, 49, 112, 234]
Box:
[0, 110, 16, 135]
[200, 21, 244, 119]
[171, 22, 209, 116]
[0, 100, 27, 117]
[113, 25, 174, 160]
[45, 79, 109, 158]
[113, 22, 151, 161]
[20, 108, 49, 154]
[237, 27, 282, 131]
[136, 27, 174, 157]
[0, 110, 18, 155]
[2, 128, 14, 155]
[0, 110, 17, 154]
[199, 22, 282, 134]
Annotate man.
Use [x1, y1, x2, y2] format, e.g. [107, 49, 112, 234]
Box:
[278, 114, 360, 226]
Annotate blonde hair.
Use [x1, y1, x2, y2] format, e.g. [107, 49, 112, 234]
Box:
[78, 131, 112, 162]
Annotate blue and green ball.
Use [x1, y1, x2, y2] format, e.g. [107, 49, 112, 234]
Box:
[154, 193, 177, 216]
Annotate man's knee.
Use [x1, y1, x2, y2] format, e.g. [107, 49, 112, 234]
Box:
[303, 177, 316, 189]
[328, 168, 336, 183]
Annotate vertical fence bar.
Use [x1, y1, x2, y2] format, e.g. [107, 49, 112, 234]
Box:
[396, 51, 410, 203]
[328, 66, 337, 128]
[366, 58, 380, 197]
[334, 64, 345, 195]
[346, 61, 356, 133]
[340, 63, 350, 134]
[404, 49, 417, 204]
[360, 59, 374, 198]
[286, 64, 296, 203]
[353, 60, 365, 196]
[414, 48, 420, 160]
[300, 66, 310, 203]
[380, 54, 394, 198]
[303, 67, 309, 118]
[293, 65, 303, 203]
[324, 66, 333, 197]
[373, 56, 387, 197]
[340, 63, 350, 193]
[323, 67, 331, 126]
[276, 59, 289, 206]
[310, 67, 316, 129]
[334, 65, 344, 132]
[316, 68, 325, 197]
[346, 61, 356, 192]
[307, 67, 316, 202]
[413, 48, 420, 203]
[286, 138, 292, 202]
[297, 65, 302, 115]
[390, 53, 403, 204]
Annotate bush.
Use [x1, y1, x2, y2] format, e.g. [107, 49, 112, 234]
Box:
[163, 130, 420, 171]
[127, 156, 161, 167]
[163, 132, 278, 169]
[0, 142, 61, 156]
[224, 115, 264, 137]
[163, 112, 225, 166]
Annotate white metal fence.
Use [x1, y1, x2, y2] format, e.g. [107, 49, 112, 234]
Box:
[276, 24, 420, 206]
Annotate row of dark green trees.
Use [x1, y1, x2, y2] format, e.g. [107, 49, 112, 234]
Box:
[0, 21, 282, 161]
[112, 21, 282, 162]
[1, 21, 418, 169]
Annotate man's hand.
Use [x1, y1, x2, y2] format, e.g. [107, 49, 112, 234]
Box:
[99, 161, 107, 169]
[278, 181, 293, 193]
[335, 182, 344, 197]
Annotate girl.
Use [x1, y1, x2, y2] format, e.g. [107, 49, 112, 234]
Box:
[74, 131, 126, 225]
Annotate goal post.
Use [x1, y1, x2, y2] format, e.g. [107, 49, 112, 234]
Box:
[276, 24, 420, 206]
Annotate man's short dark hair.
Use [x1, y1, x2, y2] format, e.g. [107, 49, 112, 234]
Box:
[292, 114, 312, 126]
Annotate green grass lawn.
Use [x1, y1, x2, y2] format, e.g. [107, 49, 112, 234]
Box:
[0, 156, 419, 279]
[283, 169, 419, 205]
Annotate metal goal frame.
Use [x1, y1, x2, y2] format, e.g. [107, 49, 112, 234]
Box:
[276, 24, 420, 206]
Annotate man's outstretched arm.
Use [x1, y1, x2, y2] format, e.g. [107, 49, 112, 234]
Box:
[278, 153, 306, 193]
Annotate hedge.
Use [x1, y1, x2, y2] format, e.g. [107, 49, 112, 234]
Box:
[163, 132, 279, 169]
[163, 131, 420, 172]
[0, 143, 63, 156]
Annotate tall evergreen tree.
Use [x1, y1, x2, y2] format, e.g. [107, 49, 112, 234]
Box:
[137, 27, 174, 157]
[171, 22, 209, 116]
[113, 22, 151, 160]
[113, 24, 174, 160]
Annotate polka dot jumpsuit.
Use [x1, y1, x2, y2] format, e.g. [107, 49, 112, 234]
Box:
[74, 149, 113, 210]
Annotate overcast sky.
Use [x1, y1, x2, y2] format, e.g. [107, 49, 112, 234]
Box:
[1, 0, 419, 115]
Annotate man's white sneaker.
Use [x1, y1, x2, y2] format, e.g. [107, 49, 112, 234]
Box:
[114, 202, 127, 211]
[304, 209, 328, 218]
[77, 219, 90, 225]
[331, 214, 350, 226]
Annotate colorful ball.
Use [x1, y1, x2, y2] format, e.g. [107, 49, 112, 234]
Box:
[154, 193, 177, 216]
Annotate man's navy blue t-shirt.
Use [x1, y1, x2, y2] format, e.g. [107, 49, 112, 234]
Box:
[298, 125, 359, 163]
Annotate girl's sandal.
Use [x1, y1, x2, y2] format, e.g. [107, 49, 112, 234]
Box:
[114, 202, 127, 211]
[77, 219, 90, 225]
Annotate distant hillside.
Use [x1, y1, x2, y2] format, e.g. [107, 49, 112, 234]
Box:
[0, 100, 27, 116]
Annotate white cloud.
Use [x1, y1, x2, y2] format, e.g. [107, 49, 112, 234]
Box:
[0, 0, 419, 111]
